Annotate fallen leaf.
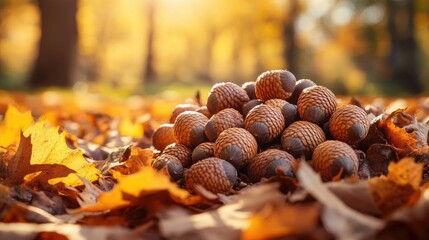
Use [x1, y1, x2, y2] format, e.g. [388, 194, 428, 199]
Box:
[119, 116, 143, 138]
[0, 105, 33, 148]
[7, 121, 101, 187]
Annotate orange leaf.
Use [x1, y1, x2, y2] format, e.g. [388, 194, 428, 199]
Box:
[7, 121, 101, 187]
[119, 116, 143, 138]
[0, 105, 33, 148]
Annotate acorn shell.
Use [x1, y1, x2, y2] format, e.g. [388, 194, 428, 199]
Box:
[297, 86, 337, 125]
[185, 157, 238, 194]
[329, 104, 370, 145]
[265, 99, 298, 127]
[242, 99, 264, 118]
[214, 127, 258, 169]
[255, 70, 296, 101]
[151, 154, 184, 182]
[192, 142, 215, 163]
[205, 108, 244, 142]
[195, 106, 212, 119]
[162, 143, 192, 168]
[207, 82, 250, 114]
[281, 121, 326, 159]
[242, 81, 257, 99]
[244, 104, 285, 145]
[152, 123, 176, 151]
[289, 79, 316, 105]
[173, 111, 209, 148]
[247, 149, 296, 182]
[169, 103, 198, 123]
[312, 140, 359, 181]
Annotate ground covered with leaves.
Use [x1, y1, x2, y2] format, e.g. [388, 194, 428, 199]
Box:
[1, 90, 429, 240]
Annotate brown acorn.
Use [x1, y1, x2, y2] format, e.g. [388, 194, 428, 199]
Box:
[281, 121, 326, 159]
[255, 70, 296, 101]
[312, 140, 359, 181]
[169, 103, 198, 123]
[297, 86, 337, 125]
[192, 142, 215, 163]
[288, 79, 316, 104]
[329, 104, 370, 145]
[195, 106, 212, 119]
[151, 154, 184, 182]
[214, 127, 258, 169]
[242, 99, 263, 118]
[247, 149, 296, 182]
[265, 99, 298, 127]
[242, 81, 257, 99]
[162, 143, 192, 168]
[173, 111, 209, 148]
[152, 123, 176, 151]
[205, 108, 244, 142]
[207, 82, 250, 114]
[244, 104, 285, 145]
[185, 157, 238, 194]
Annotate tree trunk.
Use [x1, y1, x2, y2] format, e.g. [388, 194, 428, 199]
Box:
[283, 0, 298, 73]
[386, 0, 421, 93]
[28, 0, 77, 87]
[143, 0, 156, 83]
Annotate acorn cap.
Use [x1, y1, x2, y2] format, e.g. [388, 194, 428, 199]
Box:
[244, 104, 285, 145]
[214, 127, 258, 169]
[265, 99, 298, 127]
[255, 70, 296, 101]
[289, 79, 316, 105]
[152, 123, 176, 151]
[169, 103, 198, 123]
[205, 108, 244, 142]
[297, 86, 337, 125]
[247, 149, 296, 182]
[242, 99, 264, 118]
[151, 154, 184, 182]
[185, 157, 238, 194]
[162, 142, 192, 168]
[242, 81, 257, 99]
[281, 121, 326, 159]
[207, 82, 250, 114]
[192, 142, 215, 163]
[312, 140, 359, 181]
[173, 111, 209, 148]
[328, 104, 370, 145]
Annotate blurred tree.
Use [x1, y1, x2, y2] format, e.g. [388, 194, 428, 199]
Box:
[28, 0, 77, 87]
[143, 0, 156, 83]
[283, 0, 299, 73]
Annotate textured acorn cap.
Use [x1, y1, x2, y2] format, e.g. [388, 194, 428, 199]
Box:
[174, 111, 209, 148]
[192, 142, 215, 163]
[297, 85, 337, 125]
[162, 142, 192, 168]
[214, 127, 258, 169]
[281, 121, 326, 159]
[255, 70, 296, 101]
[244, 104, 285, 145]
[247, 149, 296, 182]
[152, 123, 176, 151]
[207, 82, 250, 114]
[185, 157, 238, 194]
[151, 154, 184, 182]
[265, 99, 298, 127]
[289, 79, 316, 105]
[242, 81, 257, 99]
[329, 104, 370, 145]
[242, 99, 264, 118]
[205, 108, 244, 142]
[169, 103, 198, 123]
[312, 140, 359, 181]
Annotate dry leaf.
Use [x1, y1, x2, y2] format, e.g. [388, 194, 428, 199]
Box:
[0, 105, 33, 149]
[7, 121, 101, 187]
[119, 116, 144, 138]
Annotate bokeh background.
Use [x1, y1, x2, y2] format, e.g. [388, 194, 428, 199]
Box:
[0, 0, 428, 96]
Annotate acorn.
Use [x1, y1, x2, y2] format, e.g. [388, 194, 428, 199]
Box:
[242, 81, 257, 99]
[288, 79, 316, 104]
[297, 85, 337, 125]
[195, 106, 212, 119]
[329, 104, 370, 145]
[192, 142, 215, 163]
[205, 108, 244, 142]
[169, 103, 198, 123]
[312, 140, 359, 181]
[255, 70, 296, 101]
[151, 154, 184, 182]
[173, 111, 209, 148]
[247, 149, 296, 182]
[265, 99, 298, 127]
[207, 82, 250, 114]
[281, 121, 326, 159]
[244, 104, 285, 145]
[214, 127, 258, 169]
[185, 157, 238, 194]
[152, 123, 176, 151]
[242, 99, 263, 118]
[162, 143, 192, 168]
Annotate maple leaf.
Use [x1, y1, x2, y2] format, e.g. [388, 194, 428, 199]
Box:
[0, 105, 33, 148]
[7, 121, 101, 187]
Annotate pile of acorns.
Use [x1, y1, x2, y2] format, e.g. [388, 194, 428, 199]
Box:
[151, 69, 370, 194]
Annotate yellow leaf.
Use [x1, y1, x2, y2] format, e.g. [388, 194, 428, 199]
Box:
[0, 105, 33, 148]
[119, 116, 143, 138]
[7, 121, 101, 187]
